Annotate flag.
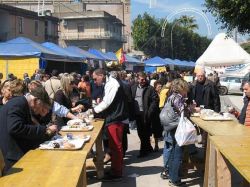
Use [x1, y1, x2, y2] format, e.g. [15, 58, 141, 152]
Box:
[115, 48, 126, 64]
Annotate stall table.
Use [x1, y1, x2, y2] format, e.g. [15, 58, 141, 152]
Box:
[0, 119, 104, 187]
[191, 117, 250, 187]
[210, 136, 250, 187]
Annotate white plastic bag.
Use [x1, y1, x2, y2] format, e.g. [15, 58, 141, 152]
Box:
[175, 112, 197, 146]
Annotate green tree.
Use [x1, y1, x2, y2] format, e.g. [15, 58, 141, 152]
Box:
[204, 0, 250, 34]
[132, 13, 211, 61]
[131, 13, 161, 56]
[178, 15, 198, 31]
[241, 42, 250, 54]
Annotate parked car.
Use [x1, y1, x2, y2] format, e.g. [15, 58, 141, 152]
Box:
[219, 76, 243, 95]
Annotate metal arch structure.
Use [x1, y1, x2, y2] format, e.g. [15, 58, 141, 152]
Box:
[161, 8, 212, 38]
[37, 0, 46, 16]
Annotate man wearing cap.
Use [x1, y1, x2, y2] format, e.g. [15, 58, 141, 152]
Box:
[0, 86, 58, 174]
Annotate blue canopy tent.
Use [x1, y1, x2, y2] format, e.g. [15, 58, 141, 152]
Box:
[42, 42, 88, 73]
[3, 37, 63, 60]
[105, 52, 143, 64]
[125, 54, 143, 64]
[65, 46, 101, 60]
[88, 49, 112, 61]
[105, 52, 118, 61]
[42, 42, 84, 62]
[144, 56, 173, 67]
[186, 61, 196, 67]
[0, 37, 66, 78]
[145, 66, 157, 73]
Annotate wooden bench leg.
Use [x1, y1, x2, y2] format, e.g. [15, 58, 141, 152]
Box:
[204, 135, 216, 187]
[94, 133, 104, 179]
[215, 150, 231, 187]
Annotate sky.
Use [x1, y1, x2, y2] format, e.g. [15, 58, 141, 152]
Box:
[131, 0, 249, 42]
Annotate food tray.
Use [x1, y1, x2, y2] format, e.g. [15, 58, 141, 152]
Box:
[201, 116, 233, 121]
[39, 135, 91, 150]
[61, 125, 94, 132]
[191, 113, 200, 117]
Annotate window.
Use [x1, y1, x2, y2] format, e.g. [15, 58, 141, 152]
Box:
[227, 77, 241, 83]
[18, 17, 24, 34]
[35, 20, 39, 36]
[125, 5, 129, 13]
[77, 24, 84, 32]
[105, 24, 109, 31]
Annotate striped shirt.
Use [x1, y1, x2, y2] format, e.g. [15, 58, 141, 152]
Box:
[245, 101, 250, 126]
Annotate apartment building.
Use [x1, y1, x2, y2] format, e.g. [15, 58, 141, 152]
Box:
[0, 4, 59, 43]
[0, 0, 131, 51]
[55, 10, 125, 52]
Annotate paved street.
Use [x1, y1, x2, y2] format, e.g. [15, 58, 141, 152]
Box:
[87, 94, 244, 187]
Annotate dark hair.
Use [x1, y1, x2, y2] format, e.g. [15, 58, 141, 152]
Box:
[93, 68, 106, 76]
[51, 69, 59, 77]
[137, 72, 147, 79]
[82, 75, 90, 82]
[30, 86, 51, 106]
[154, 80, 162, 88]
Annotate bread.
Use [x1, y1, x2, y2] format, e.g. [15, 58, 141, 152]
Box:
[63, 142, 75, 149]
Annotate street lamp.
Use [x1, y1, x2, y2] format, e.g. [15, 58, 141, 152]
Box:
[170, 20, 181, 59]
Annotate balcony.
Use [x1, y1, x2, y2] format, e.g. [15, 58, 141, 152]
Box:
[60, 31, 127, 43]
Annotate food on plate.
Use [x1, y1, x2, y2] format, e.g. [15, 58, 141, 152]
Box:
[63, 142, 75, 149]
[69, 125, 81, 128]
[52, 142, 60, 148]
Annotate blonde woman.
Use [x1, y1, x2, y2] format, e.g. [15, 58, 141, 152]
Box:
[0, 79, 24, 108]
[161, 78, 190, 186]
[54, 73, 84, 126]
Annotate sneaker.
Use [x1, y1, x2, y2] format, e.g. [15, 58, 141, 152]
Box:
[168, 180, 186, 186]
[160, 170, 169, 179]
[102, 174, 122, 182]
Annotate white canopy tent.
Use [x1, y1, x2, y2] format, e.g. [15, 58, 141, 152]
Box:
[196, 33, 250, 67]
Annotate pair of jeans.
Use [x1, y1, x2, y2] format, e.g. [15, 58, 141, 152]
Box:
[163, 141, 172, 170]
[168, 141, 183, 183]
[107, 123, 124, 176]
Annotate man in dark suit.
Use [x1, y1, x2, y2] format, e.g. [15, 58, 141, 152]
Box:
[0, 87, 58, 174]
[131, 72, 159, 157]
[188, 69, 221, 112]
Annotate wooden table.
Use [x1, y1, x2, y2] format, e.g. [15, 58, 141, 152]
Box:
[191, 117, 250, 136]
[210, 136, 250, 187]
[0, 119, 104, 187]
[190, 117, 250, 187]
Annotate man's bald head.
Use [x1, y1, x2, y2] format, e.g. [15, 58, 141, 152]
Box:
[196, 69, 206, 83]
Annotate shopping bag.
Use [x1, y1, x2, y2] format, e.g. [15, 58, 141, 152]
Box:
[175, 112, 197, 146]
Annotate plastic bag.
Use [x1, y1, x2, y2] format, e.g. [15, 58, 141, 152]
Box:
[175, 112, 197, 146]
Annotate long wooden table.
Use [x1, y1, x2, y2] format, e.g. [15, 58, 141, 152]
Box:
[191, 117, 250, 187]
[0, 119, 104, 187]
[210, 136, 250, 187]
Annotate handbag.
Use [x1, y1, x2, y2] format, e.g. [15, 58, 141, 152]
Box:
[160, 98, 180, 131]
[175, 112, 197, 146]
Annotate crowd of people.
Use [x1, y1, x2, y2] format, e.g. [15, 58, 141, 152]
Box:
[0, 67, 249, 186]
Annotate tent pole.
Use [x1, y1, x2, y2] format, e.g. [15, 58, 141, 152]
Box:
[5, 58, 9, 79]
